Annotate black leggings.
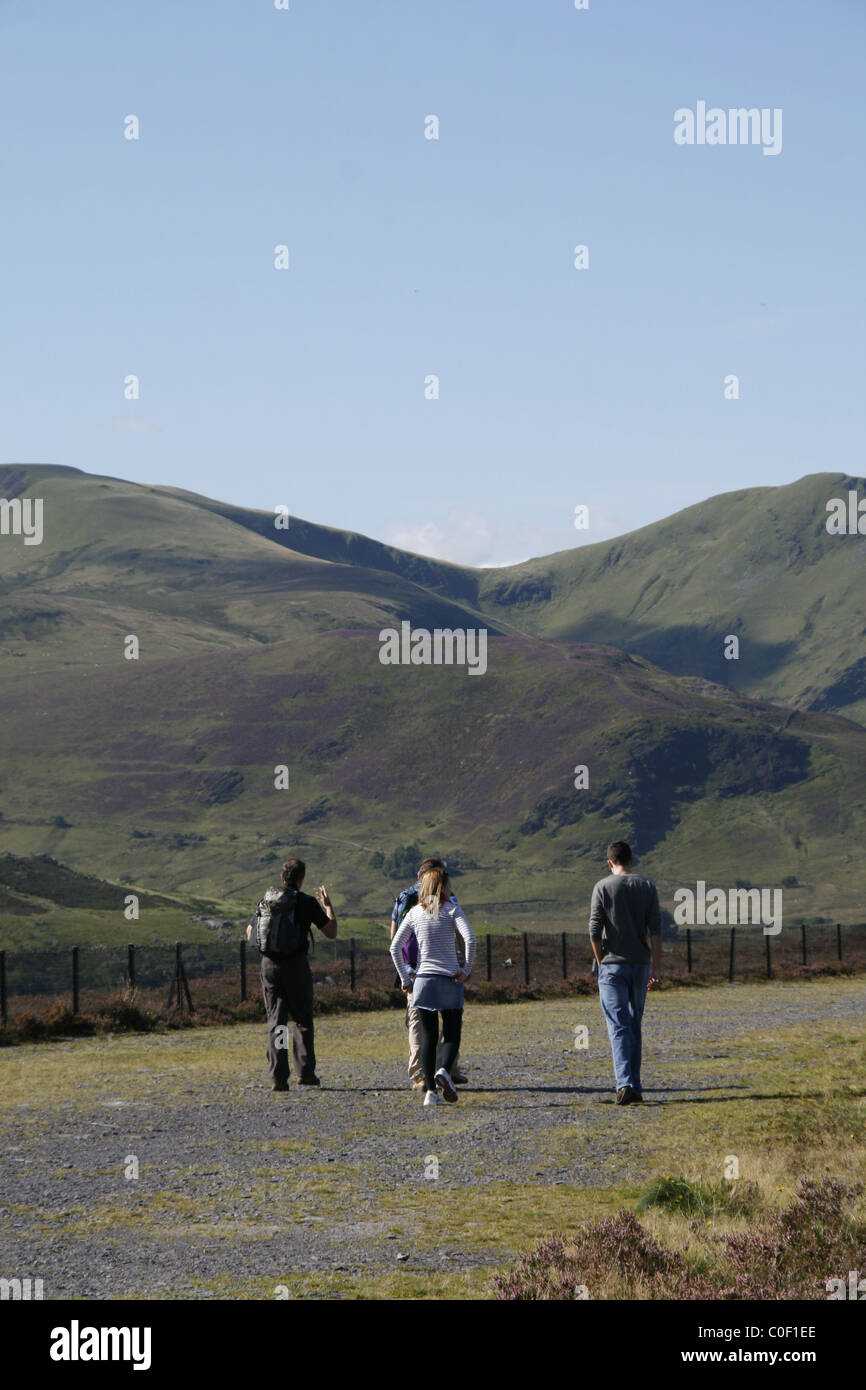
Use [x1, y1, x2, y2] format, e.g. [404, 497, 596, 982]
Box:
[418, 1008, 462, 1091]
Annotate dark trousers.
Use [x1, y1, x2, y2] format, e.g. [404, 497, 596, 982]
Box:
[261, 956, 316, 1083]
[417, 1007, 462, 1091]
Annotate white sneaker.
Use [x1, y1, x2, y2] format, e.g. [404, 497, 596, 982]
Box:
[434, 1068, 458, 1103]
[423, 1090, 443, 1107]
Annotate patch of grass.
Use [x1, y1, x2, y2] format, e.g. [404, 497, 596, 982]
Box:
[635, 1174, 759, 1220]
[373, 1180, 641, 1255]
[173, 1267, 497, 1300]
[27, 1191, 207, 1239]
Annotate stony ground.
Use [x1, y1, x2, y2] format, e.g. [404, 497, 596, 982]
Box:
[2, 977, 865, 1299]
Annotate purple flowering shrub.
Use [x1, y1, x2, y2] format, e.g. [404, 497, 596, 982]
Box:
[718, 1178, 865, 1299]
[491, 1178, 866, 1301]
[491, 1210, 701, 1301]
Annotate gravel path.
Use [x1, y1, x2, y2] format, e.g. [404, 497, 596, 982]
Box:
[2, 978, 864, 1299]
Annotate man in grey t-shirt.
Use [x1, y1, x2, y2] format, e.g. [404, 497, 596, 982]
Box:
[589, 840, 662, 1105]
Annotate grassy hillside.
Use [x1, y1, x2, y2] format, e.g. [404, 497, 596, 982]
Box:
[147, 467, 866, 723]
[0, 464, 497, 670]
[473, 472, 866, 723]
[0, 624, 864, 923]
[1, 464, 865, 927]
[0, 851, 218, 950]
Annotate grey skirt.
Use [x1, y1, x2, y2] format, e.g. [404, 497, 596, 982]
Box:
[412, 973, 464, 1011]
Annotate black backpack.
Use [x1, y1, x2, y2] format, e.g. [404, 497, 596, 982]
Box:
[255, 888, 311, 959]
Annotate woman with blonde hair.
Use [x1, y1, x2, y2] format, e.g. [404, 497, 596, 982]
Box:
[390, 864, 476, 1106]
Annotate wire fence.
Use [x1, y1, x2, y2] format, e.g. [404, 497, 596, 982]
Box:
[1, 922, 865, 1023]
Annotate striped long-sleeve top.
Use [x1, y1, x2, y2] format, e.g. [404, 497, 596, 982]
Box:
[390, 898, 477, 989]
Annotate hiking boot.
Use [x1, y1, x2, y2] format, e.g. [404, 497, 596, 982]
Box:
[271, 1081, 289, 1092]
[423, 1090, 444, 1107]
[616, 1085, 636, 1105]
[631, 1091, 644, 1103]
[298, 1075, 321, 1087]
[434, 1068, 459, 1103]
[412, 1080, 426, 1090]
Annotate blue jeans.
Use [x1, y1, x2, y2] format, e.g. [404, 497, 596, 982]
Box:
[598, 961, 651, 1095]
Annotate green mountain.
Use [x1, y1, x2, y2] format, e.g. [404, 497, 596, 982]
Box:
[473, 472, 866, 725]
[0, 851, 215, 954]
[1, 463, 864, 927]
[148, 470, 866, 723]
[0, 851, 177, 912]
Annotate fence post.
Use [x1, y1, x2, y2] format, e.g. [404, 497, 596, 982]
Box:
[561, 931, 568, 980]
[180, 944, 194, 1012]
[836, 922, 842, 962]
[765, 933, 772, 980]
[72, 946, 80, 1015]
[801, 922, 807, 966]
[239, 938, 247, 1002]
[170, 941, 183, 1011]
[349, 938, 356, 992]
[127, 943, 135, 995]
[0, 950, 6, 1026]
[728, 927, 735, 983]
[168, 941, 192, 1012]
[486, 933, 492, 982]
[523, 932, 530, 986]
[686, 927, 692, 974]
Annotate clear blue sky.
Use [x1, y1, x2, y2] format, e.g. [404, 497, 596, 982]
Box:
[1, 0, 863, 565]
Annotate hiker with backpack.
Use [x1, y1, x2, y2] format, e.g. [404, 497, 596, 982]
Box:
[390, 863, 476, 1107]
[246, 857, 338, 1091]
[391, 857, 468, 1089]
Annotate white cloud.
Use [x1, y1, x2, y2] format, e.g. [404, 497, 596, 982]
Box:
[382, 505, 631, 569]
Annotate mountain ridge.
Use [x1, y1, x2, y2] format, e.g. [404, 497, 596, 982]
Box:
[1, 462, 864, 925]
